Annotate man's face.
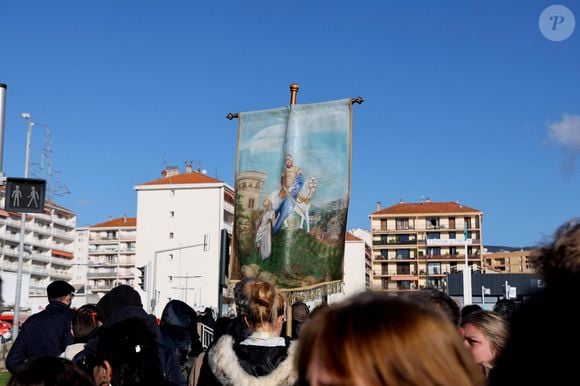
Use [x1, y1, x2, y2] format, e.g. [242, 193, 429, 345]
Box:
[285, 158, 293, 168]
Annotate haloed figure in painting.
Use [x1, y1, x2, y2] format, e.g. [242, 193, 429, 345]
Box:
[255, 198, 275, 260]
[272, 153, 304, 235]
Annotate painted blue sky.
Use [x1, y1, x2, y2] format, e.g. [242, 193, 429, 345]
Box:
[0, 1, 578, 247]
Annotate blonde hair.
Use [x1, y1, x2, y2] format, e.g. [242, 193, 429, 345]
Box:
[461, 310, 509, 364]
[245, 281, 284, 330]
[297, 292, 484, 386]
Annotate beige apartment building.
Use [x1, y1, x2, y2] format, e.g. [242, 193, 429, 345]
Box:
[484, 249, 536, 273]
[86, 216, 137, 297]
[369, 199, 484, 293]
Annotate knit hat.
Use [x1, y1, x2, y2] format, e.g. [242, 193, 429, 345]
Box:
[47, 280, 75, 299]
[97, 285, 142, 322]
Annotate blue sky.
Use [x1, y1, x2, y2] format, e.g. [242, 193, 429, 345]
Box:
[0, 1, 578, 247]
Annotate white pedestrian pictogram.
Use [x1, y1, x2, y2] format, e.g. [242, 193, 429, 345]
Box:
[11, 185, 22, 207]
[27, 186, 40, 208]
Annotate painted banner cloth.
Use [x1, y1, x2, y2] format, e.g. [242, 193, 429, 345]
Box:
[233, 98, 352, 291]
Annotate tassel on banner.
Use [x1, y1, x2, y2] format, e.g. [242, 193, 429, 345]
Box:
[282, 280, 344, 303]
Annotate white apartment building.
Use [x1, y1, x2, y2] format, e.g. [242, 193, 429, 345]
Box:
[0, 189, 76, 309]
[134, 166, 234, 317]
[328, 231, 371, 304]
[86, 217, 137, 298]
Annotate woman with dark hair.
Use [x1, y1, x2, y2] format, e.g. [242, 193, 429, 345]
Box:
[197, 281, 296, 386]
[91, 318, 167, 386]
[160, 300, 204, 380]
[297, 292, 484, 386]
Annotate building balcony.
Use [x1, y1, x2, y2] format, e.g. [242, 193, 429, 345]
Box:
[52, 229, 75, 241]
[372, 273, 419, 281]
[88, 272, 118, 279]
[421, 254, 481, 261]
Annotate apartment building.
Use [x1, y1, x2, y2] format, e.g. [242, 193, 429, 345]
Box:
[0, 189, 76, 308]
[369, 199, 483, 293]
[484, 249, 536, 273]
[85, 216, 137, 297]
[134, 165, 234, 317]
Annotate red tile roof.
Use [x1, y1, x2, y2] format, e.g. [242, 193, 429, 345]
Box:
[140, 171, 222, 186]
[346, 232, 362, 241]
[92, 217, 137, 228]
[371, 201, 480, 216]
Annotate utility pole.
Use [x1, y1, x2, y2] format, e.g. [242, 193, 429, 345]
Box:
[13, 113, 34, 338]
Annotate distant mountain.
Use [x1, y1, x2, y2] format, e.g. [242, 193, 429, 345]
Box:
[485, 245, 537, 252]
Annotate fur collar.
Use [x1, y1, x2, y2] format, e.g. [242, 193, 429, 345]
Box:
[208, 335, 297, 386]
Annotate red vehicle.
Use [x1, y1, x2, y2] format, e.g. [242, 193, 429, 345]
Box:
[0, 320, 12, 342]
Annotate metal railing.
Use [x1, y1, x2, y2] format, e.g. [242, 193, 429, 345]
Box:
[198, 323, 214, 349]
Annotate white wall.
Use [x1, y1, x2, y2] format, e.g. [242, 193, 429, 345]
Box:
[328, 237, 367, 304]
[135, 183, 227, 317]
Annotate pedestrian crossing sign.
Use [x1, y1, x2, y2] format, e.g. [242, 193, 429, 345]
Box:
[4, 177, 46, 213]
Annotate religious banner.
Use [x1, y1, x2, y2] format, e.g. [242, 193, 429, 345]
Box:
[233, 98, 352, 292]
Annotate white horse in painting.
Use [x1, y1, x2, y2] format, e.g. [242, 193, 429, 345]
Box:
[269, 176, 318, 232]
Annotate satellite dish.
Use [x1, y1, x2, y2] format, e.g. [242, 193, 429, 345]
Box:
[201, 169, 207, 175]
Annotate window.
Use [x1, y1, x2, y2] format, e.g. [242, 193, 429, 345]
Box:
[427, 217, 439, 229]
[397, 263, 411, 275]
[170, 211, 175, 217]
[396, 218, 409, 230]
[448, 217, 456, 229]
[248, 198, 255, 209]
[399, 281, 411, 290]
[396, 249, 410, 259]
[464, 217, 472, 229]
[426, 232, 440, 240]
[449, 232, 456, 239]
[426, 247, 441, 256]
[380, 219, 387, 230]
[169, 232, 174, 239]
[170, 189, 175, 197]
[427, 263, 441, 275]
[380, 249, 388, 259]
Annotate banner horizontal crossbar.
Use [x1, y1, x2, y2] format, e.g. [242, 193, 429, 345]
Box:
[225, 96, 365, 120]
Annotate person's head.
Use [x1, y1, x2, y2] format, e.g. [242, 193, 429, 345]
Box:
[233, 277, 257, 316]
[96, 285, 142, 323]
[407, 288, 461, 326]
[73, 304, 101, 340]
[461, 304, 482, 323]
[160, 300, 203, 359]
[245, 281, 285, 333]
[8, 356, 93, 386]
[292, 301, 309, 321]
[533, 218, 580, 286]
[285, 153, 294, 168]
[263, 198, 272, 209]
[493, 299, 518, 320]
[92, 318, 164, 386]
[160, 300, 198, 331]
[47, 281, 75, 307]
[461, 311, 509, 370]
[297, 292, 484, 386]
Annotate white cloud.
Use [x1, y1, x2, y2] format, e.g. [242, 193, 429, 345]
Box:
[548, 114, 580, 151]
[548, 114, 580, 175]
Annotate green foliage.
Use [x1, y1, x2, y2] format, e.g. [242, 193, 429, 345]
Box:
[242, 228, 344, 288]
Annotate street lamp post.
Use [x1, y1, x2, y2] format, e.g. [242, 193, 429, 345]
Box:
[13, 113, 34, 338]
[150, 236, 209, 314]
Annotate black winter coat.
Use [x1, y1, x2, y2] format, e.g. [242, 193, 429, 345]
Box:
[6, 301, 75, 373]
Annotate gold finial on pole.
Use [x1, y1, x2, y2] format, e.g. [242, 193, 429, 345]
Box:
[289, 83, 300, 105]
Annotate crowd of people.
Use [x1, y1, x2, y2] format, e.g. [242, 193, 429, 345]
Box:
[3, 217, 579, 386]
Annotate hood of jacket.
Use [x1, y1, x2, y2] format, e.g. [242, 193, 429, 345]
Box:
[208, 335, 297, 386]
